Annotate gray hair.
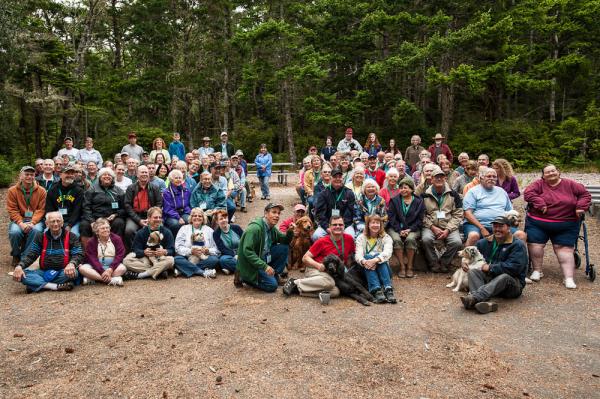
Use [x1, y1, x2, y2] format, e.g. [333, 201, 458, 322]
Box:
[386, 167, 399, 178]
[168, 169, 183, 180]
[480, 167, 496, 178]
[98, 167, 115, 179]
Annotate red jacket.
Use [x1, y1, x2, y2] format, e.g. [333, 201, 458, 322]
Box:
[365, 168, 386, 188]
[427, 143, 454, 164]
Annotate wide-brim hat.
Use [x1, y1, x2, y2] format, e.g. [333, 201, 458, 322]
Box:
[433, 133, 445, 140]
[202, 136, 211, 141]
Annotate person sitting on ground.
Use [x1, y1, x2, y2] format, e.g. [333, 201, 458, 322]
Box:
[121, 132, 144, 162]
[123, 206, 175, 280]
[114, 163, 133, 192]
[404, 135, 425, 172]
[124, 165, 163, 249]
[149, 137, 171, 164]
[365, 154, 386, 188]
[279, 204, 307, 233]
[8, 166, 47, 266]
[460, 216, 528, 314]
[354, 179, 387, 235]
[213, 209, 244, 275]
[173, 207, 220, 278]
[387, 178, 425, 278]
[337, 127, 363, 153]
[492, 158, 520, 201]
[452, 160, 478, 198]
[35, 159, 59, 191]
[523, 164, 591, 289]
[313, 168, 357, 241]
[162, 169, 192, 237]
[355, 215, 397, 303]
[169, 132, 186, 163]
[57, 136, 79, 162]
[12, 211, 83, 293]
[282, 215, 349, 299]
[421, 167, 464, 273]
[45, 164, 84, 236]
[463, 167, 526, 247]
[455, 152, 470, 175]
[428, 133, 453, 165]
[235, 203, 293, 292]
[379, 167, 401, 206]
[79, 218, 127, 286]
[80, 167, 126, 248]
[190, 171, 226, 220]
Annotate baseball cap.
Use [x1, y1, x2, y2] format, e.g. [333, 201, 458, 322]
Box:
[492, 216, 510, 225]
[331, 168, 343, 176]
[128, 132, 137, 138]
[20, 166, 35, 173]
[64, 136, 73, 142]
[431, 166, 445, 176]
[220, 131, 228, 136]
[264, 203, 284, 212]
[61, 164, 77, 173]
[294, 204, 307, 212]
[235, 150, 244, 156]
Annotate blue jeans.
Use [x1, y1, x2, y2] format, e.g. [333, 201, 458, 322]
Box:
[297, 187, 306, 205]
[174, 255, 219, 277]
[164, 214, 190, 238]
[219, 255, 237, 272]
[363, 254, 392, 292]
[237, 188, 247, 207]
[226, 192, 237, 221]
[9, 222, 44, 259]
[242, 243, 288, 292]
[67, 223, 80, 237]
[21, 268, 79, 292]
[258, 175, 270, 197]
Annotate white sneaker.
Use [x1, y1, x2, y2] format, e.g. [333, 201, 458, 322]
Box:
[82, 277, 95, 285]
[203, 269, 217, 279]
[525, 277, 533, 284]
[231, 215, 236, 223]
[173, 269, 180, 277]
[222, 269, 231, 275]
[564, 278, 577, 289]
[529, 271, 544, 282]
[108, 276, 123, 286]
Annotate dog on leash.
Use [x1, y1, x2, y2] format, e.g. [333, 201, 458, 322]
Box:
[188, 230, 210, 264]
[446, 246, 485, 292]
[289, 216, 313, 271]
[323, 254, 375, 306]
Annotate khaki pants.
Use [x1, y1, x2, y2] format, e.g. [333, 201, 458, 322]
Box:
[295, 268, 340, 298]
[123, 252, 174, 279]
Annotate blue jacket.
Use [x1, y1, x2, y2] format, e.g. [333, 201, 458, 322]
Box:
[476, 236, 528, 287]
[254, 153, 272, 177]
[131, 225, 175, 258]
[168, 141, 186, 162]
[213, 224, 244, 256]
[387, 194, 425, 232]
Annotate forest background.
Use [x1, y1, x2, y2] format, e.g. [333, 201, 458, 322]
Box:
[1, 0, 599, 186]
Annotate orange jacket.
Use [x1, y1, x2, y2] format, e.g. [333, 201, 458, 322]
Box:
[7, 181, 46, 224]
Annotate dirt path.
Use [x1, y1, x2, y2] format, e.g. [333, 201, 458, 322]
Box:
[1, 179, 599, 398]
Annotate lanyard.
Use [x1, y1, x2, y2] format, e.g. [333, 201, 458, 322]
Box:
[432, 191, 445, 209]
[21, 185, 32, 208]
[170, 186, 185, 209]
[262, 219, 272, 252]
[401, 195, 414, 215]
[58, 187, 72, 204]
[364, 195, 378, 213]
[330, 235, 345, 259]
[490, 240, 500, 262]
[365, 238, 378, 255]
[104, 188, 116, 203]
[314, 171, 320, 183]
[99, 239, 111, 263]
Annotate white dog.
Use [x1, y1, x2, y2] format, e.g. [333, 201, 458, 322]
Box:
[446, 246, 485, 292]
[188, 230, 209, 264]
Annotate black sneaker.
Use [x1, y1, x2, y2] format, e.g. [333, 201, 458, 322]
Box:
[123, 271, 139, 281]
[384, 287, 397, 304]
[56, 282, 74, 291]
[371, 288, 386, 304]
[276, 275, 287, 286]
[460, 294, 477, 310]
[282, 278, 299, 296]
[156, 271, 168, 280]
[233, 270, 243, 288]
[475, 301, 498, 314]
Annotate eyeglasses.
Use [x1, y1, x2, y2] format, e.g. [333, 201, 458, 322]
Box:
[322, 170, 332, 174]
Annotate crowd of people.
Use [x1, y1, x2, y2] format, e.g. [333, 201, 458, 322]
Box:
[7, 128, 592, 313]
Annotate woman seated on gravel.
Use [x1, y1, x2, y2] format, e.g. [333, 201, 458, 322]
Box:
[79, 218, 127, 286]
[212, 210, 244, 274]
[173, 207, 220, 278]
[355, 214, 397, 304]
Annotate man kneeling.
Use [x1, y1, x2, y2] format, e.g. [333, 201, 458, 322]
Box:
[123, 207, 175, 280]
[460, 216, 528, 314]
[12, 211, 83, 293]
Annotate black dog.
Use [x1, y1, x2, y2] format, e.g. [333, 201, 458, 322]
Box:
[323, 254, 375, 306]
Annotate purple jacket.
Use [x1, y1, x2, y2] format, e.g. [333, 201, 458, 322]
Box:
[162, 184, 191, 220]
[497, 176, 520, 201]
[84, 233, 126, 274]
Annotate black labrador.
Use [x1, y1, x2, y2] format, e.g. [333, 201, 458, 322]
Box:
[323, 254, 375, 306]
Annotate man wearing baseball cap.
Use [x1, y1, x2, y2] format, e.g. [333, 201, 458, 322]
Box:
[313, 167, 357, 241]
[45, 164, 85, 236]
[57, 136, 79, 162]
[7, 166, 47, 266]
[460, 214, 528, 314]
[121, 132, 145, 162]
[336, 127, 363, 153]
[218, 131, 235, 160]
[235, 203, 294, 292]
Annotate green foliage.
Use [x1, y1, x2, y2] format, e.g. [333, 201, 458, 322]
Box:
[0, 156, 19, 188]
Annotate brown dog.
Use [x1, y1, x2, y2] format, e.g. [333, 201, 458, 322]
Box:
[289, 216, 314, 271]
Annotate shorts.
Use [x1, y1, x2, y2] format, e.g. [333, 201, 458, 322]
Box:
[463, 222, 517, 238]
[525, 216, 579, 247]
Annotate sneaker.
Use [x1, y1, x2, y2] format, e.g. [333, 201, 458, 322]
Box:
[564, 278, 577, 289]
[371, 288, 386, 304]
[221, 269, 231, 275]
[241, 207, 247, 213]
[460, 294, 477, 310]
[108, 276, 124, 287]
[525, 277, 533, 284]
[82, 277, 96, 286]
[231, 215, 236, 223]
[173, 269, 180, 277]
[282, 278, 299, 296]
[123, 271, 139, 281]
[265, 196, 271, 200]
[203, 269, 217, 279]
[475, 301, 498, 314]
[233, 270, 243, 288]
[529, 271, 543, 282]
[384, 287, 397, 304]
[56, 282, 74, 291]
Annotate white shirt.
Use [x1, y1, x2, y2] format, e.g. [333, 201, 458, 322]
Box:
[175, 224, 220, 257]
[114, 176, 132, 192]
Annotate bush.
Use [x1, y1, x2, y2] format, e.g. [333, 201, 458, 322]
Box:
[0, 155, 19, 187]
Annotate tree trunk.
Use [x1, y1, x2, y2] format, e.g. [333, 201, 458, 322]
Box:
[439, 83, 454, 137]
[223, 66, 229, 132]
[549, 16, 559, 123]
[111, 0, 122, 69]
[282, 79, 296, 166]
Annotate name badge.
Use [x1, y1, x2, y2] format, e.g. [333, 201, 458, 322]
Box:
[24, 211, 33, 218]
[436, 211, 446, 219]
[59, 208, 68, 215]
[265, 254, 272, 264]
[111, 202, 119, 209]
[331, 209, 341, 218]
[200, 202, 207, 210]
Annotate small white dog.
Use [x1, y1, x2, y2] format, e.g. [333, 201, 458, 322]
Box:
[446, 246, 485, 292]
[188, 231, 209, 264]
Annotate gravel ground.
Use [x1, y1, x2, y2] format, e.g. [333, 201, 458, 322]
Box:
[0, 173, 599, 398]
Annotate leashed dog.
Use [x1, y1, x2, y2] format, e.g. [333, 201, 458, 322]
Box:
[289, 216, 313, 271]
[323, 254, 375, 306]
[446, 246, 485, 292]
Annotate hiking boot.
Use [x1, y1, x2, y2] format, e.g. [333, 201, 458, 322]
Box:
[282, 278, 299, 296]
[233, 269, 243, 288]
[371, 288, 386, 304]
[460, 294, 477, 310]
[123, 271, 139, 280]
[475, 301, 498, 314]
[56, 282, 74, 291]
[384, 287, 397, 304]
[276, 274, 287, 286]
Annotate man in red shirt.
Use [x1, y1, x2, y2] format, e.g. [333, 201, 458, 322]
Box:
[283, 215, 354, 298]
[365, 155, 386, 188]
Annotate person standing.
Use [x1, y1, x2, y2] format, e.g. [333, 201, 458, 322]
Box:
[121, 132, 144, 162]
[254, 143, 273, 200]
[320, 136, 336, 162]
[76, 137, 103, 168]
[169, 132, 186, 163]
[427, 133, 453, 165]
[404, 135, 425, 172]
[57, 137, 79, 161]
[218, 131, 235, 160]
[337, 127, 363, 153]
[149, 138, 171, 164]
[198, 137, 214, 158]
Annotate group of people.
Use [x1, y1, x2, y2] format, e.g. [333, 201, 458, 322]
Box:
[8, 128, 592, 314]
